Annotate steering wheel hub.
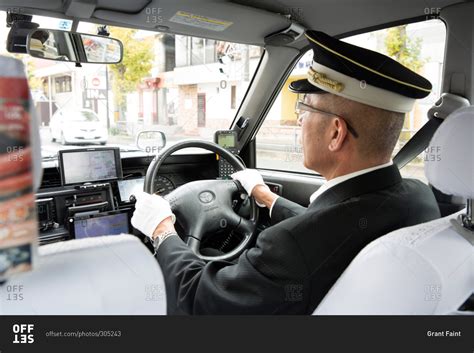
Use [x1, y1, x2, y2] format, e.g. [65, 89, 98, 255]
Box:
[199, 191, 215, 204]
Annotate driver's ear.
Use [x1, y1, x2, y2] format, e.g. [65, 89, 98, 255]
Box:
[327, 117, 348, 152]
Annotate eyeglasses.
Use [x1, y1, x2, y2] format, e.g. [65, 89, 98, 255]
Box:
[295, 100, 359, 138]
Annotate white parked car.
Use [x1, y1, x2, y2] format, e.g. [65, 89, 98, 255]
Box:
[49, 109, 108, 145]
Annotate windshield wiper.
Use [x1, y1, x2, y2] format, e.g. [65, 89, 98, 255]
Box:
[119, 147, 142, 152]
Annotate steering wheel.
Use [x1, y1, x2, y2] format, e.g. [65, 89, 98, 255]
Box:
[143, 140, 259, 261]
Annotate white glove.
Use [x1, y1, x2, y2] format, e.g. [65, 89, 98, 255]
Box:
[231, 169, 269, 207]
[131, 191, 176, 238]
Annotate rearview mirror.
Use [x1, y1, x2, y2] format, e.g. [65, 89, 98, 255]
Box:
[136, 130, 167, 154]
[26, 29, 122, 64]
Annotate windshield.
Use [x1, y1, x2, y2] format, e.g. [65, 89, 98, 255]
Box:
[70, 111, 100, 122]
[0, 13, 263, 158]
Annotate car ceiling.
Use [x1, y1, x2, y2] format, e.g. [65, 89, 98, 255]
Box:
[0, 0, 467, 45]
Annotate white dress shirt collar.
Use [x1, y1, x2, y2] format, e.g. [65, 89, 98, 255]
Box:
[309, 161, 394, 204]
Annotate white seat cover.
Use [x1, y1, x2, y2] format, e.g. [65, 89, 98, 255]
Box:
[314, 210, 473, 314]
[424, 106, 474, 199]
[0, 235, 166, 315]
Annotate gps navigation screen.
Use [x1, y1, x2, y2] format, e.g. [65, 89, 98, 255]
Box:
[60, 149, 120, 184]
[74, 212, 129, 239]
[118, 178, 144, 202]
[217, 134, 236, 148]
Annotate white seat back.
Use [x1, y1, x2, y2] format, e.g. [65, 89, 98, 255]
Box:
[0, 235, 166, 315]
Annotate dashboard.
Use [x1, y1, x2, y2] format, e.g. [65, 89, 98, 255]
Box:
[35, 149, 219, 245]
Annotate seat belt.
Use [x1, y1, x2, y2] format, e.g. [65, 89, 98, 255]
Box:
[393, 118, 442, 169]
[394, 93, 470, 169]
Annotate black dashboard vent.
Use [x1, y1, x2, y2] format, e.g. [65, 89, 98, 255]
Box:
[122, 169, 145, 178]
[40, 168, 62, 188]
[38, 233, 68, 245]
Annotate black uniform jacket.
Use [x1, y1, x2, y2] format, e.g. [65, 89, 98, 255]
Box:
[156, 165, 441, 314]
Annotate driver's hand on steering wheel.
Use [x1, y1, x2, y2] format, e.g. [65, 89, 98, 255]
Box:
[231, 169, 278, 209]
[131, 191, 176, 239]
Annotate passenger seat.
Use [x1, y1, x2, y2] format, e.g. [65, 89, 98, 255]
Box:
[0, 235, 166, 314]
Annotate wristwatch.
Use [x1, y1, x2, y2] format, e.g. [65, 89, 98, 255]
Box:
[152, 230, 178, 254]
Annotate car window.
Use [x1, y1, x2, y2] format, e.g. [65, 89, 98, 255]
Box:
[256, 19, 446, 182]
[71, 111, 99, 122]
[0, 12, 263, 158]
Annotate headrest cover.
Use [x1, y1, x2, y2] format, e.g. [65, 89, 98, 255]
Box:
[425, 106, 474, 199]
[289, 30, 432, 113]
[0, 55, 40, 281]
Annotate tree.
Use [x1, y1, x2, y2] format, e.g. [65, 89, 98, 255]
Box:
[384, 25, 427, 154]
[24, 59, 42, 91]
[108, 27, 153, 120]
[384, 25, 426, 72]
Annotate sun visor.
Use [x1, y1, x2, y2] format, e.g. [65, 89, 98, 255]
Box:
[92, 0, 291, 45]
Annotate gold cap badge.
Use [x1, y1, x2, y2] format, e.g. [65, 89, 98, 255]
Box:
[308, 67, 345, 92]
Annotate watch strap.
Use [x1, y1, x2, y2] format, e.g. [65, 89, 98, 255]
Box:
[152, 230, 178, 253]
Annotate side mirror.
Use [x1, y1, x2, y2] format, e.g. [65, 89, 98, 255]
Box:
[136, 130, 167, 154]
[26, 29, 123, 64]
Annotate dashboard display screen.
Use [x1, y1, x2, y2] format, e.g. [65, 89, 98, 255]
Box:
[73, 212, 129, 239]
[217, 134, 236, 148]
[118, 177, 144, 202]
[59, 148, 121, 185]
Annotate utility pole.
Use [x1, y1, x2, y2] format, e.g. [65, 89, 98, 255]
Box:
[242, 45, 249, 81]
[105, 65, 110, 130]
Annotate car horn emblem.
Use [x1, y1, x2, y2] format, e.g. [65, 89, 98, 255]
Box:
[199, 191, 215, 204]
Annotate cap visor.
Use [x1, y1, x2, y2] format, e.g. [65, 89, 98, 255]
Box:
[289, 79, 327, 94]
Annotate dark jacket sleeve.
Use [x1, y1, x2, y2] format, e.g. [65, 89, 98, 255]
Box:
[270, 197, 307, 226]
[156, 225, 310, 315]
